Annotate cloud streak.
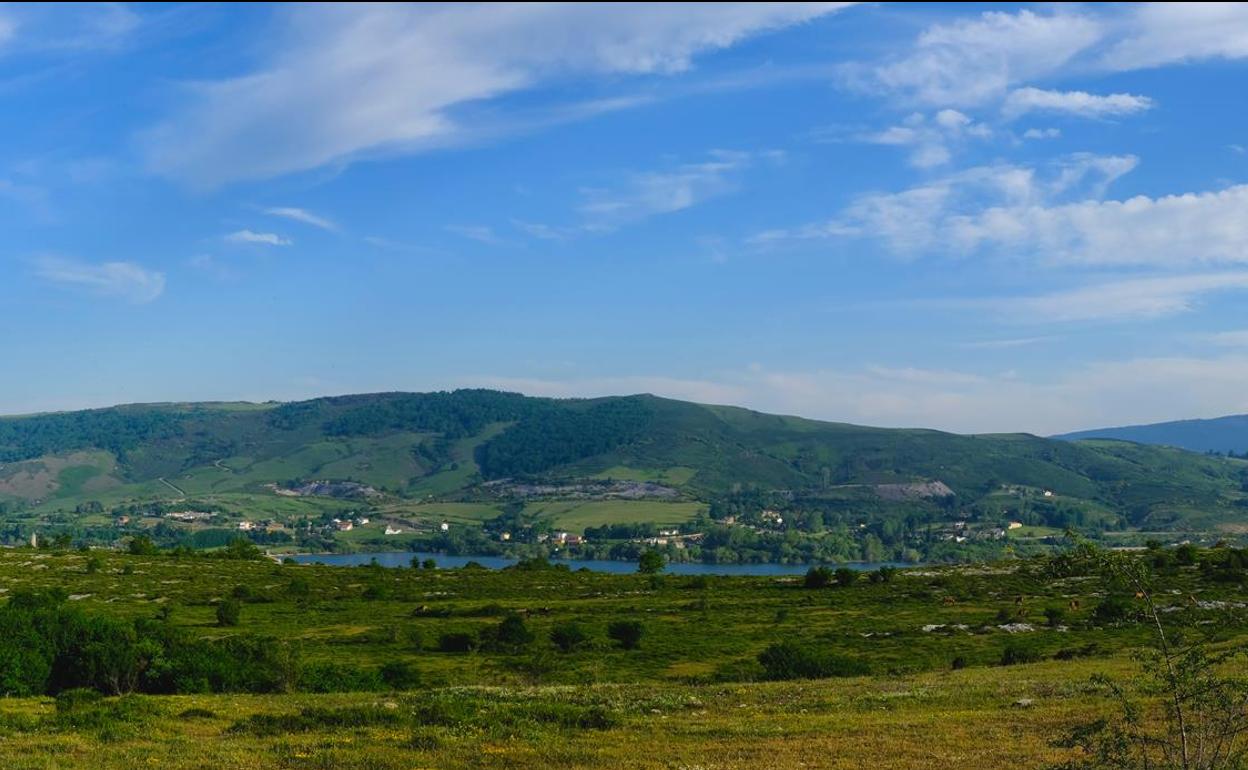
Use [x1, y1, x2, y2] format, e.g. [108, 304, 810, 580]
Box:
[142, 3, 848, 188]
[34, 256, 165, 303]
[264, 206, 337, 231]
[225, 229, 291, 246]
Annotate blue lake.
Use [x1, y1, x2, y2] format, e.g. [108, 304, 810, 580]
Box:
[286, 551, 912, 576]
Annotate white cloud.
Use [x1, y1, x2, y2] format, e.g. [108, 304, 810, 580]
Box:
[992, 273, 1248, 323]
[225, 229, 291, 246]
[756, 155, 1248, 269]
[264, 206, 337, 231]
[468, 355, 1248, 435]
[860, 110, 991, 169]
[142, 3, 848, 187]
[579, 149, 760, 228]
[1022, 127, 1061, 140]
[1104, 3, 1248, 71]
[1003, 87, 1154, 119]
[34, 256, 165, 303]
[445, 224, 502, 245]
[854, 9, 1103, 107]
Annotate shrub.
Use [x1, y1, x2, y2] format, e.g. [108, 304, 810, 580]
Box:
[1000, 644, 1042, 666]
[379, 661, 420, 690]
[216, 599, 241, 628]
[1044, 606, 1067, 627]
[487, 613, 534, 651]
[951, 655, 967, 670]
[298, 663, 383, 693]
[834, 568, 858, 587]
[437, 632, 477, 653]
[550, 622, 589, 653]
[607, 620, 644, 650]
[804, 567, 832, 589]
[1093, 596, 1133, 625]
[869, 566, 897, 584]
[758, 641, 869, 681]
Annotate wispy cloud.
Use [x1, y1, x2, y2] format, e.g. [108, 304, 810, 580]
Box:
[141, 4, 848, 188]
[580, 149, 765, 229]
[445, 225, 503, 245]
[1103, 3, 1248, 71]
[225, 229, 291, 247]
[264, 206, 337, 231]
[847, 9, 1103, 107]
[992, 273, 1248, 323]
[1204, 329, 1248, 348]
[1002, 87, 1154, 120]
[34, 255, 165, 303]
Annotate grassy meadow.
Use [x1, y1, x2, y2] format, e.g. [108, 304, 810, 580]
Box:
[0, 544, 1244, 767]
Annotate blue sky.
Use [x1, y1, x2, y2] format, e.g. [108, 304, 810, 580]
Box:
[3, 2, 1248, 434]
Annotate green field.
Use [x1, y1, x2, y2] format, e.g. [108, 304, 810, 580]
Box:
[521, 500, 707, 533]
[0, 543, 1240, 768]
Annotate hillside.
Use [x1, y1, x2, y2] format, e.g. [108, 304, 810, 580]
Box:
[1, 390, 1246, 558]
[1055, 414, 1248, 455]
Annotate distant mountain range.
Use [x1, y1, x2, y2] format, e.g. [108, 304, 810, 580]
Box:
[1055, 415, 1248, 455]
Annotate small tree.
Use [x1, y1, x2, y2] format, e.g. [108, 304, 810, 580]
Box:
[607, 620, 644, 650]
[638, 550, 666, 575]
[1051, 541, 1248, 770]
[216, 598, 241, 627]
[834, 567, 858, 587]
[127, 535, 160, 556]
[422, 558, 437, 570]
[491, 613, 535, 651]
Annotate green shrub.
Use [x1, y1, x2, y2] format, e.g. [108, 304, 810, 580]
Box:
[550, 622, 589, 653]
[607, 620, 643, 650]
[804, 567, 832, 588]
[216, 599, 241, 627]
[834, 568, 857, 587]
[757, 641, 869, 681]
[437, 632, 477, 653]
[1000, 644, 1042, 666]
[379, 661, 420, 690]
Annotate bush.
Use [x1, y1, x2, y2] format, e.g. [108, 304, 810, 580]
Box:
[379, 661, 420, 690]
[1093, 596, 1133, 625]
[834, 568, 858, 587]
[804, 567, 832, 589]
[486, 613, 534, 651]
[869, 566, 897, 584]
[437, 632, 477, 653]
[607, 620, 644, 650]
[757, 641, 869, 681]
[1000, 644, 1042, 666]
[951, 655, 967, 670]
[216, 599, 241, 627]
[550, 622, 589, 653]
[1044, 606, 1067, 627]
[298, 663, 383, 693]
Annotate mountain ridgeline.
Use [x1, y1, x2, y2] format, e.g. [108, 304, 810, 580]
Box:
[1, 390, 1247, 532]
[1055, 414, 1248, 456]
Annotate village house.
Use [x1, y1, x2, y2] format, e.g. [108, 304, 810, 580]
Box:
[237, 520, 255, 531]
[336, 520, 354, 532]
[1008, 521, 1023, 530]
[439, 521, 450, 532]
[384, 525, 402, 535]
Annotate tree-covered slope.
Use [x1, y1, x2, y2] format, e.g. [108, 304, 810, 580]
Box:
[1, 391, 1245, 530]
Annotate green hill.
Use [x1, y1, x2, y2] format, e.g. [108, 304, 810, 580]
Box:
[1, 390, 1246, 556]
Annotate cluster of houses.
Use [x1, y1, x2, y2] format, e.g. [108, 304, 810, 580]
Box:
[938, 519, 1020, 543]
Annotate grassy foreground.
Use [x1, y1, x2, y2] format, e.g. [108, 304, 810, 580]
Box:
[0, 544, 1244, 768]
[0, 659, 1119, 769]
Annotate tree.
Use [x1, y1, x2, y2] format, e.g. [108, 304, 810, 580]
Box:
[834, 567, 857, 587]
[490, 613, 534, 651]
[127, 535, 160, 556]
[1052, 541, 1248, 770]
[216, 599, 241, 627]
[638, 550, 665, 574]
[607, 620, 643, 650]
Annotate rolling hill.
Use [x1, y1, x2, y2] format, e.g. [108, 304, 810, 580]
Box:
[1, 390, 1246, 549]
[1055, 414, 1248, 455]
